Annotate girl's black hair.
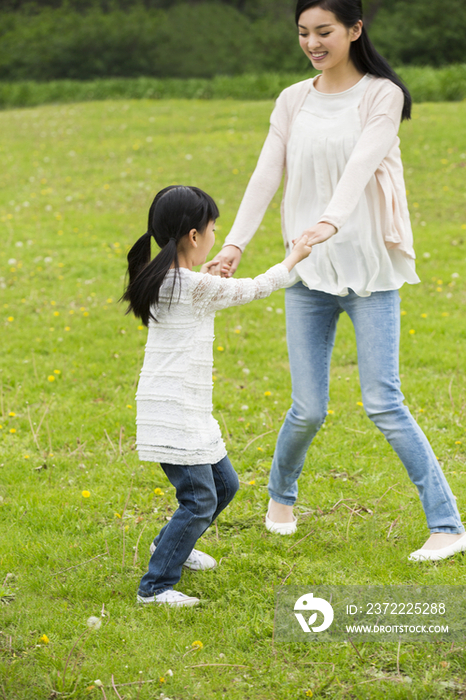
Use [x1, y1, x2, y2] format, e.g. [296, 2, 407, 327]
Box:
[295, 0, 411, 120]
[121, 185, 219, 326]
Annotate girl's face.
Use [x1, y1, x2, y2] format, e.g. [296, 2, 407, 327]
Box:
[298, 6, 362, 72]
[193, 220, 216, 265]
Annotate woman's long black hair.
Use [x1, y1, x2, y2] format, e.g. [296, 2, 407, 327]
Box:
[295, 0, 411, 120]
[121, 185, 219, 326]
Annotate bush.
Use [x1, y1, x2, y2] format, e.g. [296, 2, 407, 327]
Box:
[0, 3, 304, 81]
[1, 66, 466, 110]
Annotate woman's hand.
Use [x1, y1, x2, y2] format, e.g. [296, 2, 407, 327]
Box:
[297, 222, 337, 246]
[210, 245, 243, 278]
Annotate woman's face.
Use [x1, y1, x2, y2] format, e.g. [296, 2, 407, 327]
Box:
[297, 6, 362, 72]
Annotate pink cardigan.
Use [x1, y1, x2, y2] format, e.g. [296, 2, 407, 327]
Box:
[224, 76, 415, 259]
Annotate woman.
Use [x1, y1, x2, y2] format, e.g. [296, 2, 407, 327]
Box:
[214, 0, 466, 561]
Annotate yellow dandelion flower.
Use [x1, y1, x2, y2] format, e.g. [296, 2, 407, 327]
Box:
[217, 346, 224, 352]
[456, 441, 462, 445]
[103, 184, 110, 190]
[421, 313, 427, 318]
[305, 691, 313, 698]
[409, 329, 415, 335]
[159, 677, 165, 684]
[212, 375, 217, 381]
[24, 455, 29, 459]
[126, 404, 133, 409]
[327, 409, 334, 415]
[39, 634, 49, 644]
[82, 490, 91, 498]
[154, 488, 164, 496]
[442, 312, 450, 317]
[257, 446, 264, 452]
[9, 428, 16, 434]
[53, 311, 60, 317]
[357, 401, 363, 406]
[54, 369, 61, 375]
[65, 326, 70, 331]
[48, 375, 55, 382]
[400, 310, 407, 316]
[137, 325, 144, 330]
[437, 279, 443, 285]
[115, 512, 121, 518]
[264, 391, 272, 397]
[248, 480, 256, 485]
[83, 311, 89, 317]
[7, 316, 14, 322]
[9, 412, 16, 417]
[192, 640, 203, 649]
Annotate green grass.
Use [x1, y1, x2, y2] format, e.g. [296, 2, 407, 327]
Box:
[0, 98, 466, 699]
[1, 65, 466, 109]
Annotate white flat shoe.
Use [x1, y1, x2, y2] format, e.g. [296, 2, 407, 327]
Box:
[265, 508, 297, 535]
[408, 532, 466, 561]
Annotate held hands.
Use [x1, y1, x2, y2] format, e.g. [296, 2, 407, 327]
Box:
[283, 233, 313, 272]
[300, 221, 337, 246]
[201, 260, 221, 275]
[210, 245, 243, 278]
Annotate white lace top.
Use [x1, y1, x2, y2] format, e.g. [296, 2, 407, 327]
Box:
[136, 263, 290, 465]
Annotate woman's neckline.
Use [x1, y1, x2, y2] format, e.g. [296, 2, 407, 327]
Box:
[311, 73, 369, 96]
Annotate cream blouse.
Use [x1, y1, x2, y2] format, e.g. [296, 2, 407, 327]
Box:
[224, 75, 420, 297]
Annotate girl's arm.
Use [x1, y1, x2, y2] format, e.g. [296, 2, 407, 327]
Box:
[193, 235, 312, 315]
[315, 83, 404, 238]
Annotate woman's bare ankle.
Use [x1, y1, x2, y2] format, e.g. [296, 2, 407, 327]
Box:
[268, 498, 295, 523]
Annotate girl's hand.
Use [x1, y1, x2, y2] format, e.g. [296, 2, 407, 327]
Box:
[298, 222, 337, 246]
[201, 260, 221, 276]
[210, 245, 242, 278]
[282, 234, 313, 271]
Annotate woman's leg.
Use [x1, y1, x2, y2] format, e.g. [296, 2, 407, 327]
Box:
[138, 463, 218, 596]
[268, 284, 341, 506]
[344, 289, 464, 535]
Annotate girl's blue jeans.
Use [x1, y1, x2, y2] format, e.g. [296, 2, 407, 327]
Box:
[138, 455, 239, 597]
[268, 284, 464, 534]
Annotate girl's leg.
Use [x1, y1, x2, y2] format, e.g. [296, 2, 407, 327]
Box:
[344, 289, 464, 534]
[210, 455, 240, 523]
[154, 455, 238, 547]
[138, 463, 218, 597]
[268, 285, 341, 506]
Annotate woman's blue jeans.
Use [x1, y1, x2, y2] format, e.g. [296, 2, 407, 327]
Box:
[268, 284, 464, 534]
[138, 455, 239, 597]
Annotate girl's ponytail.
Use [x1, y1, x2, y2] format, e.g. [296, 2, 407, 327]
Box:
[121, 185, 219, 326]
[295, 0, 412, 121]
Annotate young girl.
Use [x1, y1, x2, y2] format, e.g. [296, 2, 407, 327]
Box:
[214, 0, 466, 561]
[122, 185, 313, 605]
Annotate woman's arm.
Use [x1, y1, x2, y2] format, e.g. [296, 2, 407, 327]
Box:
[211, 95, 289, 276]
[318, 83, 404, 234]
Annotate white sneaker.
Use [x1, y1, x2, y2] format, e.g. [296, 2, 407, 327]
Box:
[149, 542, 217, 571]
[137, 589, 199, 606]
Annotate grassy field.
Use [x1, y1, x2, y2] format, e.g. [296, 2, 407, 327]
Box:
[0, 98, 466, 699]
